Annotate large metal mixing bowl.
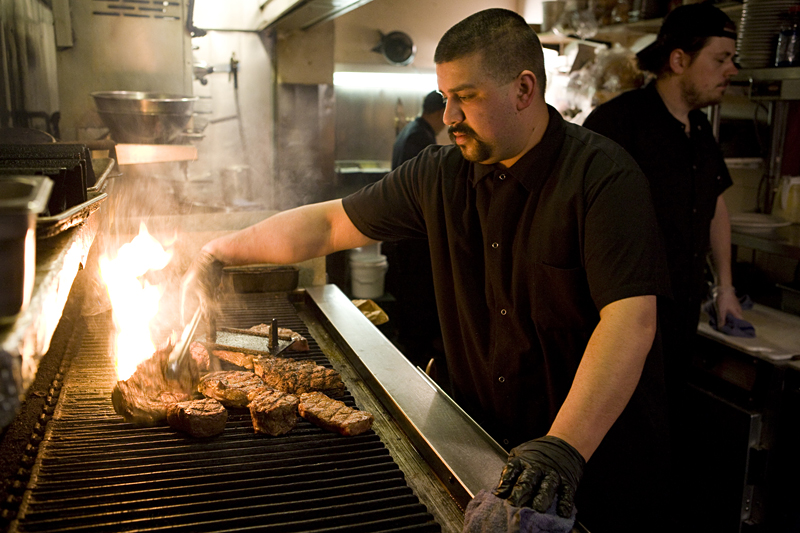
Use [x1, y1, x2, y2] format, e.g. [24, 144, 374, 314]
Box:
[91, 91, 198, 144]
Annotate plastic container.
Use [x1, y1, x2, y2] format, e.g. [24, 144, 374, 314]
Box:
[350, 252, 388, 299]
[0, 176, 53, 324]
[775, 6, 800, 67]
[774, 176, 800, 223]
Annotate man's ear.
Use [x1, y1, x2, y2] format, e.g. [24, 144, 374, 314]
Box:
[669, 49, 689, 74]
[516, 70, 537, 110]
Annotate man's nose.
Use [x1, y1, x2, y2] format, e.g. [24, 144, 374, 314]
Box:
[443, 99, 463, 125]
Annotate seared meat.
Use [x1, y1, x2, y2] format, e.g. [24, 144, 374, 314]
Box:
[253, 356, 345, 397]
[197, 371, 269, 408]
[167, 398, 228, 438]
[111, 342, 198, 427]
[247, 324, 310, 351]
[191, 342, 254, 370]
[248, 389, 300, 436]
[298, 392, 374, 436]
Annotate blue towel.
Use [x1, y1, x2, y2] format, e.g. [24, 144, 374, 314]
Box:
[463, 490, 577, 533]
[702, 295, 756, 338]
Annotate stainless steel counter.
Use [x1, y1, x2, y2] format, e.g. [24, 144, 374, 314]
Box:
[0, 209, 101, 428]
[303, 284, 508, 508]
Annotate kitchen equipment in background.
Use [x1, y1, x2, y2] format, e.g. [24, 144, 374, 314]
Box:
[350, 246, 388, 299]
[737, 0, 799, 69]
[729, 212, 792, 234]
[224, 265, 300, 293]
[221, 164, 263, 210]
[372, 31, 416, 66]
[774, 176, 800, 222]
[0, 176, 53, 324]
[775, 6, 800, 67]
[90, 91, 199, 144]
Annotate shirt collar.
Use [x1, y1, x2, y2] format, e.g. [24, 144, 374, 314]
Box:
[645, 81, 708, 133]
[471, 105, 566, 191]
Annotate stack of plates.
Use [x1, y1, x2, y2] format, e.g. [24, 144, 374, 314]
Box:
[730, 212, 792, 233]
[736, 0, 798, 68]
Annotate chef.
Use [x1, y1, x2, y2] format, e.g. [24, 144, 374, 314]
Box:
[183, 8, 672, 532]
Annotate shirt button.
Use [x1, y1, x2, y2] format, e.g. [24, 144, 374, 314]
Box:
[503, 438, 509, 446]
[491, 242, 499, 249]
[499, 174, 506, 180]
[500, 309, 507, 315]
[693, 165, 697, 170]
[498, 376, 505, 383]
[693, 208, 697, 213]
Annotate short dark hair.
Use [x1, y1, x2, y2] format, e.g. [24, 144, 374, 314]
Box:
[422, 90, 446, 114]
[434, 8, 547, 95]
[637, 2, 737, 74]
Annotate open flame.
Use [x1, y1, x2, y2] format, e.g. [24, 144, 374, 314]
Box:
[100, 222, 174, 380]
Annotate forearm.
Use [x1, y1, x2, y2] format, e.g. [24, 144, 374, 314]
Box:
[709, 195, 734, 288]
[201, 200, 376, 266]
[548, 295, 656, 461]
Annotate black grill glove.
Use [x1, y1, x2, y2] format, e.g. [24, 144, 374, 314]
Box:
[180, 251, 224, 340]
[492, 435, 585, 518]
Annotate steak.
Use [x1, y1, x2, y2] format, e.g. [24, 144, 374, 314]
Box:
[167, 398, 228, 438]
[248, 389, 300, 436]
[197, 370, 269, 408]
[247, 323, 309, 351]
[191, 342, 253, 370]
[298, 392, 374, 436]
[111, 342, 198, 427]
[253, 356, 345, 397]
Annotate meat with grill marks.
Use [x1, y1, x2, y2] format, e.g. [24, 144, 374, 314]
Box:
[197, 370, 270, 408]
[298, 392, 374, 436]
[248, 389, 300, 436]
[247, 324, 309, 351]
[253, 356, 345, 397]
[167, 398, 228, 438]
[190, 341, 253, 371]
[111, 341, 199, 427]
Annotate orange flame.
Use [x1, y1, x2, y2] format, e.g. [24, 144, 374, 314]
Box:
[100, 223, 174, 380]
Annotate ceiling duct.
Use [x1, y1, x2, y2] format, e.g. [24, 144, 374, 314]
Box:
[190, 0, 375, 34]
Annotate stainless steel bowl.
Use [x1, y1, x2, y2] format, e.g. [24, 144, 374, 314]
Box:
[91, 91, 198, 114]
[91, 91, 198, 144]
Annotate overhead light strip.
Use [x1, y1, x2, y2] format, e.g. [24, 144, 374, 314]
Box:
[333, 71, 438, 91]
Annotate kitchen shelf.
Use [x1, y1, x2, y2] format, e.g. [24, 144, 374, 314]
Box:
[732, 223, 800, 260]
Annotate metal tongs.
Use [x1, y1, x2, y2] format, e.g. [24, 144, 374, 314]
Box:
[166, 307, 202, 380]
[213, 317, 296, 357]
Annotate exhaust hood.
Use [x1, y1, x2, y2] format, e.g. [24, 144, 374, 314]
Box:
[190, 0, 375, 33]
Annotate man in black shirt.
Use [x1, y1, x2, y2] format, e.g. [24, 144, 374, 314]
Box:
[182, 9, 671, 531]
[583, 1, 743, 424]
[383, 91, 446, 376]
[391, 90, 446, 170]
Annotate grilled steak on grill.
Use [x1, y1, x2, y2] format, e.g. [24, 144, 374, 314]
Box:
[191, 341, 253, 370]
[167, 398, 228, 438]
[197, 371, 269, 408]
[111, 342, 198, 426]
[249, 389, 300, 436]
[247, 324, 309, 351]
[253, 356, 345, 397]
[298, 392, 374, 436]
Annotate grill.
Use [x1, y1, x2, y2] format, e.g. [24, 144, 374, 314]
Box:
[7, 291, 454, 532]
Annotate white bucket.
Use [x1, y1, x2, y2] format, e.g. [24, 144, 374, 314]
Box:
[350, 253, 389, 299]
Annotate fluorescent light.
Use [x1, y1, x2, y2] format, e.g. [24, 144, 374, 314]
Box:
[333, 71, 438, 91]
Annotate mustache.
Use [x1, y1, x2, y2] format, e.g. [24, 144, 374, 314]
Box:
[448, 124, 476, 136]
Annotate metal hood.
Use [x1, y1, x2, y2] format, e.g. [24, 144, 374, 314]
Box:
[190, 0, 375, 33]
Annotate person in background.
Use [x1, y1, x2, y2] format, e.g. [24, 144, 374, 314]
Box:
[182, 8, 672, 531]
[391, 90, 447, 169]
[583, 0, 743, 436]
[383, 91, 447, 381]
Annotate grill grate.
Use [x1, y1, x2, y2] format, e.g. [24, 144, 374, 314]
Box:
[11, 293, 441, 532]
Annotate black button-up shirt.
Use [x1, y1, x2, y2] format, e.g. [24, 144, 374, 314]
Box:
[584, 82, 732, 308]
[343, 106, 671, 447]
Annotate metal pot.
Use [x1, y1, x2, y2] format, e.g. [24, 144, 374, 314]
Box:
[91, 91, 198, 144]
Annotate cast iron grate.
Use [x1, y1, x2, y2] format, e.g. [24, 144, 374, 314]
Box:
[10, 293, 441, 532]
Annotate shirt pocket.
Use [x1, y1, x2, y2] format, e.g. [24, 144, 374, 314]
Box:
[530, 262, 597, 330]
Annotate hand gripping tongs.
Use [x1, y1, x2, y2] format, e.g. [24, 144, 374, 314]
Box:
[166, 306, 202, 381]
